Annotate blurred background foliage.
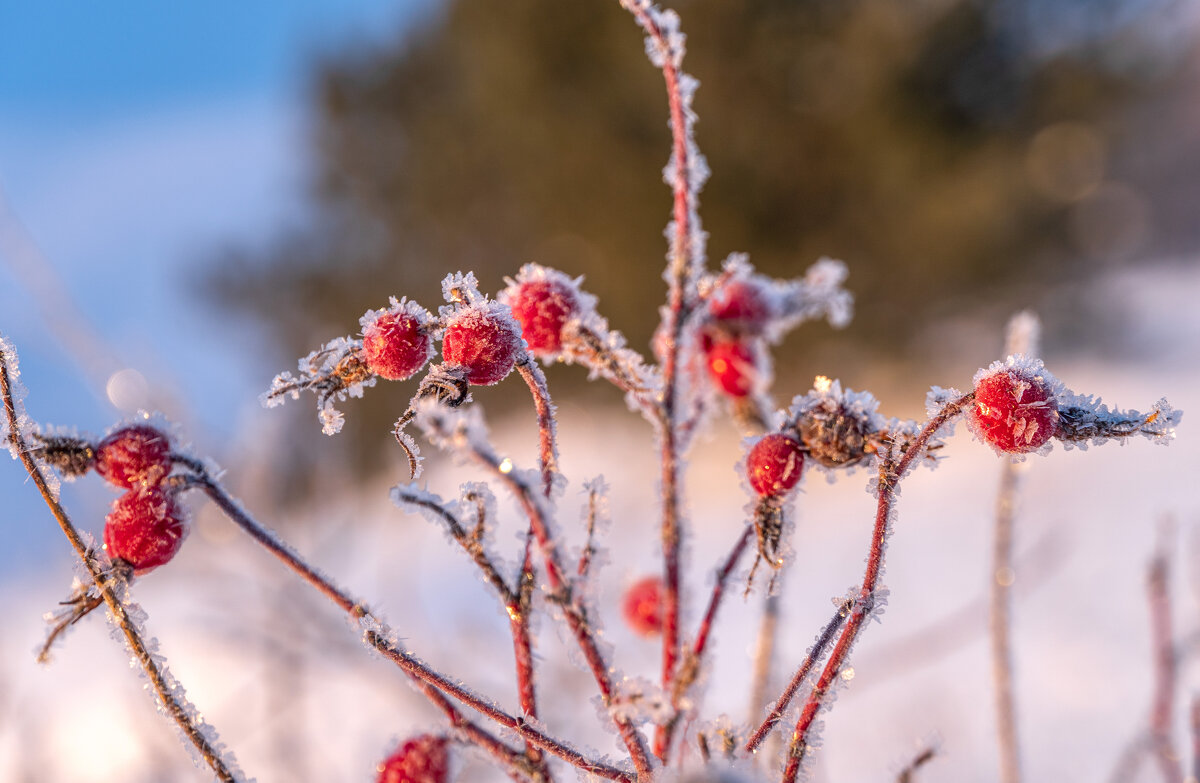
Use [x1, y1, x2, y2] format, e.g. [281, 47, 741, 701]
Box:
[206, 0, 1196, 490]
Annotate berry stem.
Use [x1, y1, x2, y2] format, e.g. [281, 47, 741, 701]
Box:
[0, 347, 246, 783]
[779, 393, 973, 782]
[517, 359, 559, 498]
[188, 473, 619, 782]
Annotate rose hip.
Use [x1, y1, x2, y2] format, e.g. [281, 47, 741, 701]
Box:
[376, 735, 449, 783]
[95, 425, 172, 489]
[971, 366, 1059, 453]
[622, 576, 665, 637]
[506, 276, 579, 356]
[746, 433, 805, 497]
[704, 338, 757, 398]
[363, 307, 433, 381]
[442, 306, 524, 386]
[104, 488, 186, 575]
[708, 277, 773, 333]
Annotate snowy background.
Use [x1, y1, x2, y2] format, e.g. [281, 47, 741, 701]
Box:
[1, 2, 1199, 782]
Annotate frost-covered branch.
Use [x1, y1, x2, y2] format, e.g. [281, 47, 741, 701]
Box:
[618, 5, 708, 757]
[0, 340, 248, 783]
[186, 470, 620, 782]
[392, 483, 550, 781]
[780, 393, 974, 781]
[415, 403, 655, 776]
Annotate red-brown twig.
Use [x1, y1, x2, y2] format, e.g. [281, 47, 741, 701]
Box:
[896, 744, 938, 782]
[743, 600, 851, 755]
[188, 472, 628, 782]
[391, 486, 549, 780]
[517, 360, 558, 499]
[1, 345, 245, 782]
[780, 394, 972, 781]
[1149, 544, 1184, 783]
[618, 0, 704, 759]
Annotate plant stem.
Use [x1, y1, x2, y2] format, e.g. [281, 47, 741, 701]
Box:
[618, 1, 703, 759]
[780, 394, 972, 781]
[743, 601, 849, 755]
[991, 457, 1022, 783]
[191, 474, 625, 782]
[391, 486, 550, 780]
[1149, 545, 1184, 783]
[660, 522, 755, 757]
[0, 348, 244, 783]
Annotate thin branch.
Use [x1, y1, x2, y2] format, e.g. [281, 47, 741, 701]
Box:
[659, 522, 755, 757]
[991, 457, 1022, 783]
[746, 571, 785, 761]
[577, 482, 602, 579]
[1191, 696, 1200, 783]
[448, 436, 654, 776]
[187, 472, 627, 782]
[896, 744, 938, 783]
[744, 600, 851, 755]
[619, 2, 706, 760]
[1149, 543, 1184, 783]
[780, 394, 973, 782]
[517, 360, 559, 498]
[0, 346, 245, 783]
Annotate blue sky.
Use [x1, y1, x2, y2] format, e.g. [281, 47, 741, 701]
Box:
[0, 0, 436, 569]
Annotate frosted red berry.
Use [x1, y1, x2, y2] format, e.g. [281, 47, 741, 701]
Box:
[747, 433, 805, 497]
[508, 278, 579, 356]
[704, 338, 756, 398]
[708, 277, 773, 333]
[95, 425, 172, 489]
[104, 488, 186, 575]
[622, 576, 665, 637]
[363, 311, 433, 381]
[442, 307, 524, 386]
[377, 735, 449, 783]
[971, 367, 1059, 453]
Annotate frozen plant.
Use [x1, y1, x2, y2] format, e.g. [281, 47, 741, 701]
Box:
[0, 2, 1186, 783]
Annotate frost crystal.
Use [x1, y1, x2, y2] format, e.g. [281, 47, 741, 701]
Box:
[609, 677, 672, 725]
[262, 335, 375, 435]
[1055, 392, 1182, 449]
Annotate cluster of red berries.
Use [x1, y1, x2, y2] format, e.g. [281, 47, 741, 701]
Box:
[621, 575, 666, 636]
[700, 273, 774, 400]
[376, 735, 449, 783]
[93, 424, 186, 575]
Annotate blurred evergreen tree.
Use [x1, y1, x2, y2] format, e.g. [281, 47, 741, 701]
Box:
[207, 0, 1182, 488]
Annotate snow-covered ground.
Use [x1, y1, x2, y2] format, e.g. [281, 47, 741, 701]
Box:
[0, 262, 1195, 783]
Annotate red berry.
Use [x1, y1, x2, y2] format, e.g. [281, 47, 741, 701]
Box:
[363, 310, 433, 381]
[507, 278, 579, 356]
[95, 425, 172, 489]
[622, 576, 665, 637]
[104, 488, 186, 575]
[377, 735, 449, 783]
[442, 306, 523, 386]
[708, 277, 773, 333]
[704, 338, 757, 398]
[747, 433, 805, 497]
[971, 366, 1059, 453]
